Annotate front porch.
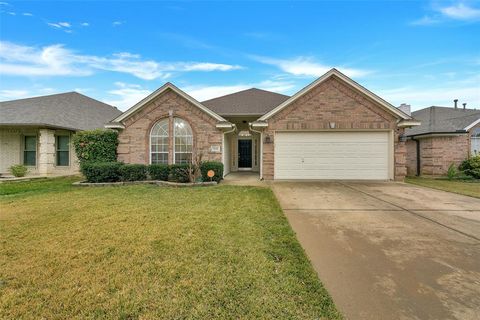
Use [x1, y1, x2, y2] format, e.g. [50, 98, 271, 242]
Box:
[223, 116, 262, 177]
[222, 172, 265, 186]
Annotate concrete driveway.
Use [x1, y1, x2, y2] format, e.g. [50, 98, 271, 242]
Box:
[271, 181, 480, 320]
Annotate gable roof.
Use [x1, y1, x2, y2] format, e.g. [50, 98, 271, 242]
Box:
[0, 92, 122, 131]
[405, 106, 480, 137]
[258, 68, 413, 121]
[202, 88, 290, 116]
[111, 82, 227, 124]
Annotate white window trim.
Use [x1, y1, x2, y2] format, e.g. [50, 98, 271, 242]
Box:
[149, 119, 169, 165]
[55, 134, 71, 167]
[173, 118, 193, 164]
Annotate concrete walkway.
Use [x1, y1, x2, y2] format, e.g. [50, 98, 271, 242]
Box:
[271, 181, 480, 320]
[221, 172, 266, 187]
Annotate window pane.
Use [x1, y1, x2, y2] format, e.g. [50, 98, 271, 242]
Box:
[175, 152, 192, 164]
[57, 151, 69, 166]
[57, 136, 69, 151]
[152, 153, 168, 164]
[24, 151, 36, 166]
[25, 136, 36, 151]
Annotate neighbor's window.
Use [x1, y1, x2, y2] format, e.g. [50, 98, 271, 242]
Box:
[471, 128, 480, 156]
[23, 136, 37, 166]
[150, 119, 169, 164]
[56, 135, 70, 166]
[174, 118, 193, 164]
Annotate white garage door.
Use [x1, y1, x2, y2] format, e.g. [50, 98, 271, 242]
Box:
[274, 131, 390, 180]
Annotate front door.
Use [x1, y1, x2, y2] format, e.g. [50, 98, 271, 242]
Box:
[238, 140, 252, 168]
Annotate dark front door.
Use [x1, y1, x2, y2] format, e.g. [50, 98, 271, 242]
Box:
[238, 140, 252, 168]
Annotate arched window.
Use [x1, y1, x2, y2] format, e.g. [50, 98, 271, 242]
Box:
[150, 119, 169, 164]
[174, 118, 193, 164]
[471, 128, 480, 156]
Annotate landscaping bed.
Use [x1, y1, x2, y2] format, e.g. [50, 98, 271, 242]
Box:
[0, 177, 341, 319]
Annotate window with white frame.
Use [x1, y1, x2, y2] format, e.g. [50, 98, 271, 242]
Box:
[150, 119, 169, 164]
[174, 118, 193, 164]
[471, 128, 480, 156]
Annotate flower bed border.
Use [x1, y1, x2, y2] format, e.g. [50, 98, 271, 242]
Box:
[72, 180, 217, 187]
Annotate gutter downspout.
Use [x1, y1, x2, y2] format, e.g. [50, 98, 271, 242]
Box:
[249, 124, 264, 180]
[411, 137, 421, 176]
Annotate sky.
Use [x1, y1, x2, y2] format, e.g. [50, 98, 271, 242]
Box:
[0, 1, 479, 111]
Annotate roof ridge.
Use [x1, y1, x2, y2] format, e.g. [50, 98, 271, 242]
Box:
[202, 87, 289, 103]
[0, 91, 77, 104]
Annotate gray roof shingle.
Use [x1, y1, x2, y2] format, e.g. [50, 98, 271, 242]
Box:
[406, 106, 480, 136]
[0, 92, 122, 131]
[202, 88, 290, 116]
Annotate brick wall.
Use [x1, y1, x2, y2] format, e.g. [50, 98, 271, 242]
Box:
[416, 135, 469, 176]
[261, 75, 407, 180]
[117, 88, 223, 164]
[406, 139, 418, 176]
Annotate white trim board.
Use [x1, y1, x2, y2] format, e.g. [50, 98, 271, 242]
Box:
[465, 118, 480, 131]
[112, 82, 227, 123]
[258, 68, 413, 122]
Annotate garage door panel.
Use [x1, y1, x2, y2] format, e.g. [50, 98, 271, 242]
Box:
[274, 132, 390, 180]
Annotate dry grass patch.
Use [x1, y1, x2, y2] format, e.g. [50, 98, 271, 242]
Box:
[0, 178, 341, 319]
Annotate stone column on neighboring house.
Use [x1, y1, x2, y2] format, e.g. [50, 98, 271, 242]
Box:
[38, 129, 56, 175]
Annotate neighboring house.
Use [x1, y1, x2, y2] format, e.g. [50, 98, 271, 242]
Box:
[0, 92, 122, 176]
[405, 104, 480, 176]
[107, 69, 419, 181]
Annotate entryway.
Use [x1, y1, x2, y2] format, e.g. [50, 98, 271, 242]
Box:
[238, 139, 252, 169]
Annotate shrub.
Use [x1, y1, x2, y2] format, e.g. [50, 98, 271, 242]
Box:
[446, 163, 458, 180]
[119, 164, 147, 181]
[148, 164, 170, 181]
[9, 164, 28, 177]
[459, 156, 480, 179]
[170, 164, 191, 183]
[200, 161, 224, 182]
[72, 129, 118, 164]
[80, 162, 123, 183]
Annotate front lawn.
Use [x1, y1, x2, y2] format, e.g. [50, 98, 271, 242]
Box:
[0, 178, 341, 319]
[406, 176, 480, 198]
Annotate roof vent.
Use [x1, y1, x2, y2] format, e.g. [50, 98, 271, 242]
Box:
[454, 99, 458, 109]
[398, 103, 411, 116]
[463, 103, 467, 110]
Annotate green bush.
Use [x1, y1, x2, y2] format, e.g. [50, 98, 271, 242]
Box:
[119, 164, 147, 181]
[200, 161, 224, 182]
[72, 129, 118, 164]
[446, 163, 458, 180]
[170, 164, 191, 183]
[148, 164, 170, 181]
[9, 164, 28, 177]
[80, 162, 123, 183]
[459, 156, 480, 179]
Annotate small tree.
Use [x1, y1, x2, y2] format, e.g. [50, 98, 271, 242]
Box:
[72, 129, 118, 164]
[177, 153, 203, 182]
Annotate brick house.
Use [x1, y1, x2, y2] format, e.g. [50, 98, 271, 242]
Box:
[0, 92, 121, 177]
[107, 69, 419, 181]
[405, 104, 480, 176]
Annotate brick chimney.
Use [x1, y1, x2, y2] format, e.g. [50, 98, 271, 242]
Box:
[398, 103, 411, 116]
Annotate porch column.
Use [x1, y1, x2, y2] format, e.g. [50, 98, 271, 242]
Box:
[38, 129, 55, 175]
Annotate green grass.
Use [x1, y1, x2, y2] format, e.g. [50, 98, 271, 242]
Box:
[0, 178, 341, 319]
[406, 176, 480, 198]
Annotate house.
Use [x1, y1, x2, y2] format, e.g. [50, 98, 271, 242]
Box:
[405, 103, 480, 176]
[107, 69, 419, 181]
[0, 92, 122, 176]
